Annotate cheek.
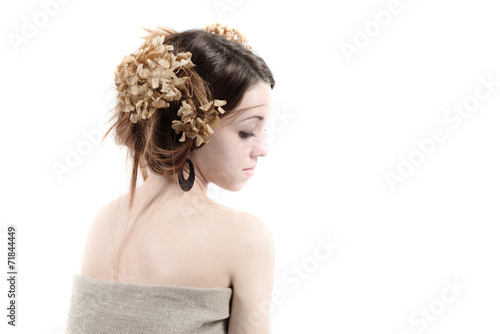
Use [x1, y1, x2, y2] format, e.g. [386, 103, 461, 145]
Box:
[220, 141, 246, 171]
[210, 135, 250, 172]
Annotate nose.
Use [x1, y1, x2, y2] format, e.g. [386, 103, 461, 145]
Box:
[253, 134, 269, 157]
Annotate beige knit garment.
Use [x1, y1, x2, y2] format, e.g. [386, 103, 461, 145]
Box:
[65, 274, 233, 334]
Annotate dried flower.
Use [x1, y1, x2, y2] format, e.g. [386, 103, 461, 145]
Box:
[203, 23, 252, 50]
[114, 33, 195, 123]
[114, 28, 228, 147]
[171, 99, 227, 147]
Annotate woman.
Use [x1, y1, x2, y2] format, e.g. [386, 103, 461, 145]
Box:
[65, 23, 275, 334]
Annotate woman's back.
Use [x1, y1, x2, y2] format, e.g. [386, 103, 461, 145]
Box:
[77, 176, 275, 334]
[81, 183, 244, 289]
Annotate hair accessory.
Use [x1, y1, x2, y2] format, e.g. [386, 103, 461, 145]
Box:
[178, 158, 195, 192]
[114, 33, 195, 123]
[114, 30, 227, 146]
[171, 99, 226, 147]
[203, 23, 252, 50]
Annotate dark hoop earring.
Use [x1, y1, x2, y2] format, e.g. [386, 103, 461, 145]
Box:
[178, 158, 195, 192]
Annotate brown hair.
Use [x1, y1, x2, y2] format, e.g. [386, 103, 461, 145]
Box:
[101, 25, 275, 280]
[103, 25, 275, 209]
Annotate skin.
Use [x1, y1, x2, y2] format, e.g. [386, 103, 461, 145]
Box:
[81, 81, 275, 334]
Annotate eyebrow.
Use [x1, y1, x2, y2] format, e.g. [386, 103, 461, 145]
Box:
[240, 115, 264, 122]
[230, 104, 264, 121]
[233, 104, 266, 122]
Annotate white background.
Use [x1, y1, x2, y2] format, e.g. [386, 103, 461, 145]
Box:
[1, 0, 499, 333]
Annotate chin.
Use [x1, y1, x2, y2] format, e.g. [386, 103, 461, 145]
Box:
[219, 181, 247, 192]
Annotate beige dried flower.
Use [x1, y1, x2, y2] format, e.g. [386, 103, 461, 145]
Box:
[114, 32, 195, 123]
[115, 28, 228, 147]
[203, 23, 252, 50]
[171, 99, 227, 147]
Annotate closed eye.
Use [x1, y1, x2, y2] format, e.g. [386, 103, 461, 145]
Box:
[239, 131, 256, 139]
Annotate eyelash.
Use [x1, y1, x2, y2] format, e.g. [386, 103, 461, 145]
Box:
[239, 131, 256, 139]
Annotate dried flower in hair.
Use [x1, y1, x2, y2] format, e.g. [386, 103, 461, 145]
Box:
[114, 33, 195, 123]
[115, 27, 228, 147]
[203, 23, 252, 50]
[171, 100, 227, 147]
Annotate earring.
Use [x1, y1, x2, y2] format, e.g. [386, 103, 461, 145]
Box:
[178, 158, 195, 192]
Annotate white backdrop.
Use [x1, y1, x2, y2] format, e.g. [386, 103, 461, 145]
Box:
[1, 0, 499, 333]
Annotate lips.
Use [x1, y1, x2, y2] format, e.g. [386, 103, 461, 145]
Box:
[243, 165, 256, 170]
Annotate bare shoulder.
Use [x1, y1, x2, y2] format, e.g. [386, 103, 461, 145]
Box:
[214, 205, 274, 271]
[211, 204, 274, 246]
[80, 195, 128, 278]
[203, 203, 274, 272]
[84, 196, 121, 236]
[234, 211, 274, 246]
[221, 208, 275, 334]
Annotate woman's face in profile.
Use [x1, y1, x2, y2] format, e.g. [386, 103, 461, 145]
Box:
[191, 81, 272, 191]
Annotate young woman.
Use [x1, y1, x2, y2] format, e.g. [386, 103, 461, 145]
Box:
[65, 23, 275, 334]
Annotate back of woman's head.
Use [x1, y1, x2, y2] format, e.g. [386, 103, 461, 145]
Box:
[104, 23, 275, 208]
